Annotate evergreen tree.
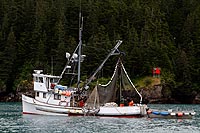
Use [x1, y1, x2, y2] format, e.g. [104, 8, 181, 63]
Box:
[54, 18, 67, 75]
[85, 25, 113, 79]
[179, 3, 200, 90]
[0, 28, 17, 91]
[0, 0, 200, 99]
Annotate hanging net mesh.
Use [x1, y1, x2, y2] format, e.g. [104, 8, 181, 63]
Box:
[84, 85, 100, 110]
[85, 58, 142, 108]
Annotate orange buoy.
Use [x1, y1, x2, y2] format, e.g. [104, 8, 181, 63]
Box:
[68, 91, 71, 96]
[120, 103, 124, 107]
[147, 110, 152, 114]
[65, 91, 68, 96]
[65, 91, 71, 97]
[62, 91, 66, 95]
[177, 112, 183, 117]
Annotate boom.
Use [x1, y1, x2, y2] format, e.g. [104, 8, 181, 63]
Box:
[84, 40, 123, 88]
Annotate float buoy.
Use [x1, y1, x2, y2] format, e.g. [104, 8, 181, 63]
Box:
[160, 112, 169, 116]
[65, 91, 71, 97]
[147, 110, 152, 114]
[177, 112, 183, 117]
[152, 111, 160, 115]
[62, 91, 66, 95]
[190, 112, 196, 116]
[120, 103, 124, 107]
[184, 112, 190, 115]
[170, 112, 176, 116]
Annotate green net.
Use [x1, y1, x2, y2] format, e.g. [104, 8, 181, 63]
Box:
[85, 58, 142, 108]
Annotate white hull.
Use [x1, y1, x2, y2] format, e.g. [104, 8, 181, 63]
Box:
[98, 105, 145, 116]
[22, 94, 147, 117]
[96, 104, 147, 118]
[22, 94, 83, 116]
[71, 104, 147, 117]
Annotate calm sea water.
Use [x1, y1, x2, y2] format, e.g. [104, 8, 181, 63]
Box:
[0, 102, 200, 133]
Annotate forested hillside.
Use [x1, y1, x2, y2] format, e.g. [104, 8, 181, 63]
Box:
[0, 0, 199, 101]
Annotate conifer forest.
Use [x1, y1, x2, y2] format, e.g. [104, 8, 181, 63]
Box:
[0, 0, 199, 102]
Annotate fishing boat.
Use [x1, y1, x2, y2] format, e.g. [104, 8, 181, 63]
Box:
[22, 39, 147, 117]
[146, 108, 196, 119]
[22, 5, 147, 117]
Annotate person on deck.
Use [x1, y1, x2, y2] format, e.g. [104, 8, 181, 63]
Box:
[79, 99, 85, 107]
[129, 99, 134, 106]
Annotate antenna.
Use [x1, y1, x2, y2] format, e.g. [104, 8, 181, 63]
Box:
[51, 56, 53, 75]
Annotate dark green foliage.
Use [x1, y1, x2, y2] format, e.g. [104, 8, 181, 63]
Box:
[13, 61, 34, 91]
[0, 28, 17, 92]
[144, 78, 152, 87]
[0, 0, 199, 97]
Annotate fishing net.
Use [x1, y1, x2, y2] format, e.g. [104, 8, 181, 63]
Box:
[84, 85, 100, 110]
[97, 58, 142, 106]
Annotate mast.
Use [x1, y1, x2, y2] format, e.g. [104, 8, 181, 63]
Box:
[77, 0, 83, 89]
[57, 0, 83, 85]
[119, 63, 122, 103]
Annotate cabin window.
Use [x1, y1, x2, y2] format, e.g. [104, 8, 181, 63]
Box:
[43, 93, 46, 98]
[54, 94, 61, 100]
[50, 78, 59, 83]
[39, 77, 43, 83]
[34, 77, 43, 83]
[36, 92, 39, 97]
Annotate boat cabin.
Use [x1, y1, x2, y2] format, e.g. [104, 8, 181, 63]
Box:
[33, 70, 60, 92]
[32, 70, 75, 106]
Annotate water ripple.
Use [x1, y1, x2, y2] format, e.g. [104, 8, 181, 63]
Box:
[0, 103, 200, 133]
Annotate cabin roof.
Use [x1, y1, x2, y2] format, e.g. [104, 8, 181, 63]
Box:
[33, 73, 60, 78]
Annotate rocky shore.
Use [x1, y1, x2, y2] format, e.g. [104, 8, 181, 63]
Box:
[140, 84, 200, 104]
[0, 84, 200, 104]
